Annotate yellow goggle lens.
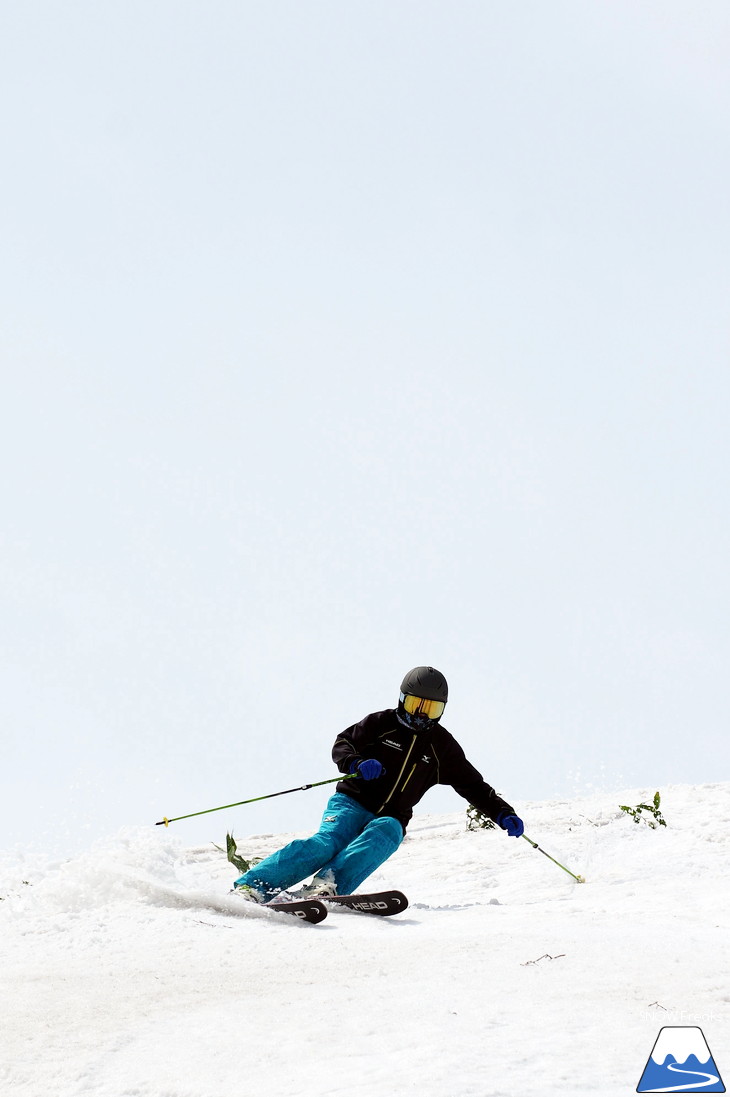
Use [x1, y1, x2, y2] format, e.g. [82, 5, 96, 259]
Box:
[401, 693, 445, 720]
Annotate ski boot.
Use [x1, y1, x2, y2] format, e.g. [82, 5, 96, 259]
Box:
[301, 874, 338, 899]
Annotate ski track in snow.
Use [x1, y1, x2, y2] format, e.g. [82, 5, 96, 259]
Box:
[1, 783, 728, 1097]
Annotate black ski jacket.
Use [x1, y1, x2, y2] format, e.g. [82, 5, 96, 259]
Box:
[332, 709, 515, 832]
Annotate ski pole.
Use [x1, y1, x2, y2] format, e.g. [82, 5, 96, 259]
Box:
[155, 773, 355, 828]
[522, 834, 586, 883]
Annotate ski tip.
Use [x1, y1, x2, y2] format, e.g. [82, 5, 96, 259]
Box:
[267, 899, 328, 924]
[300, 900, 328, 924]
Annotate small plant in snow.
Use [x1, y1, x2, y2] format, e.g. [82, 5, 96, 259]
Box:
[466, 804, 496, 831]
[213, 832, 261, 874]
[619, 791, 667, 829]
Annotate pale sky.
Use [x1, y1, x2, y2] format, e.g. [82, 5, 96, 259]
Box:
[1, 2, 729, 857]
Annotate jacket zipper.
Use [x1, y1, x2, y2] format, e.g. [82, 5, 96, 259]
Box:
[378, 735, 417, 813]
[400, 763, 417, 793]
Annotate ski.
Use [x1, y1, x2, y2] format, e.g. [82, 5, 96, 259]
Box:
[265, 898, 328, 924]
[324, 890, 408, 916]
[229, 891, 327, 924]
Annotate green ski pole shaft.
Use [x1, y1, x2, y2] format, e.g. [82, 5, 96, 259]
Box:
[522, 834, 586, 883]
[155, 774, 354, 828]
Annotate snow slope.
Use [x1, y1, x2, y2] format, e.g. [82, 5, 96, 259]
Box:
[1, 783, 728, 1097]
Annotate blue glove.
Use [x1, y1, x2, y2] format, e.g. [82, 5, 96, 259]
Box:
[349, 758, 384, 781]
[496, 811, 524, 838]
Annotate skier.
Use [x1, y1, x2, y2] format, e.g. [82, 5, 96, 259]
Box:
[233, 666, 524, 903]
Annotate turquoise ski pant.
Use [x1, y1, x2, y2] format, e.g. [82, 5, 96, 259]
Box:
[233, 793, 404, 898]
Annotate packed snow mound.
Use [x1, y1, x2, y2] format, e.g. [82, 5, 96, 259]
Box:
[0, 827, 252, 920]
[1, 783, 728, 1097]
[2, 781, 723, 917]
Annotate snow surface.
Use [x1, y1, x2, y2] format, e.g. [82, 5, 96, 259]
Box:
[1, 783, 728, 1097]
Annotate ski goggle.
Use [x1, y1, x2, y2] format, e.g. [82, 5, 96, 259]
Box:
[400, 692, 445, 721]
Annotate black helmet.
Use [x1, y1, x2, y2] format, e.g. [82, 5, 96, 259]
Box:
[397, 666, 448, 729]
[400, 666, 448, 703]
